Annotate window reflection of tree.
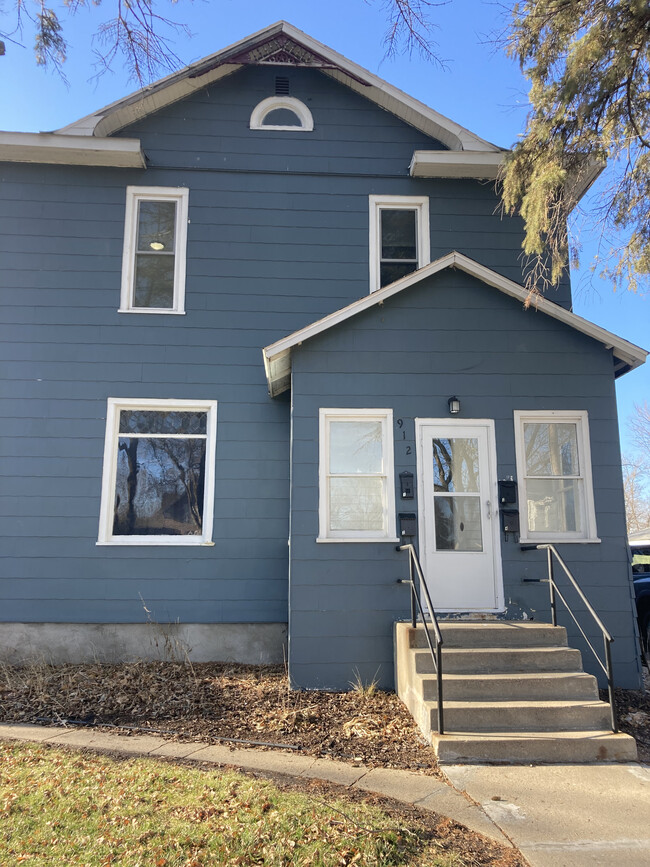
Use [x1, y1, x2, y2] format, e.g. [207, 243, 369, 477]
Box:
[433, 438, 479, 492]
[113, 437, 205, 536]
[524, 424, 579, 533]
[134, 200, 177, 308]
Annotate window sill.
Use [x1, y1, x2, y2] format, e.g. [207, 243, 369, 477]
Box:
[117, 308, 186, 315]
[316, 537, 401, 544]
[519, 537, 601, 545]
[97, 538, 214, 547]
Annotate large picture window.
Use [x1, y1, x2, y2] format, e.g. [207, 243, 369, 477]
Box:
[369, 196, 429, 293]
[98, 399, 217, 545]
[318, 409, 397, 542]
[514, 410, 599, 543]
[119, 187, 189, 314]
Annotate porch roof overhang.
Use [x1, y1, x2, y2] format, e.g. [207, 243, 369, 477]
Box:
[262, 251, 647, 397]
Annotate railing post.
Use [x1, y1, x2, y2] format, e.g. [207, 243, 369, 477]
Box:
[409, 553, 416, 628]
[604, 636, 618, 733]
[436, 642, 444, 735]
[547, 546, 557, 627]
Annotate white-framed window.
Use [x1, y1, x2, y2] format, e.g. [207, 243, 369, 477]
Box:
[250, 97, 314, 131]
[369, 195, 430, 293]
[514, 410, 599, 544]
[98, 398, 217, 546]
[318, 408, 397, 542]
[119, 186, 189, 314]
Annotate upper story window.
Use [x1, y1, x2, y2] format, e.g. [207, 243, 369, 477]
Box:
[250, 96, 314, 131]
[369, 196, 430, 293]
[119, 186, 189, 314]
[514, 410, 599, 544]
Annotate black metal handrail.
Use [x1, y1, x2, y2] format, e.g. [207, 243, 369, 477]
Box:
[396, 543, 445, 734]
[522, 542, 618, 732]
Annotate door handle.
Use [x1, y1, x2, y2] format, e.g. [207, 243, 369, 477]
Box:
[486, 500, 492, 519]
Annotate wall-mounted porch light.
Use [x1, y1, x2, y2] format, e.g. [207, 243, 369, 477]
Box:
[448, 396, 460, 415]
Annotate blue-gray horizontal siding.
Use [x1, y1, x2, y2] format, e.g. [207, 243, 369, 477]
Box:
[1, 62, 569, 630]
[288, 269, 637, 690]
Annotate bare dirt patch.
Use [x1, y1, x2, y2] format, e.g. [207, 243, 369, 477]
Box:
[0, 661, 442, 774]
[604, 663, 650, 763]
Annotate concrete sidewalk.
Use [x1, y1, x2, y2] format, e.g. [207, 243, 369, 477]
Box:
[0, 723, 509, 845]
[3, 723, 650, 865]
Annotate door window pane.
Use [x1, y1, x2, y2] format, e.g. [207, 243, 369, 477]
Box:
[524, 423, 579, 476]
[434, 496, 483, 551]
[329, 421, 383, 473]
[526, 479, 581, 533]
[433, 438, 480, 492]
[329, 477, 384, 531]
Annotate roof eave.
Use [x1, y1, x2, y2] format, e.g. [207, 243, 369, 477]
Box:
[263, 251, 647, 396]
[0, 132, 145, 168]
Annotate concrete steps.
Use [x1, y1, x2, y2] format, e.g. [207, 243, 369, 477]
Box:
[394, 621, 638, 764]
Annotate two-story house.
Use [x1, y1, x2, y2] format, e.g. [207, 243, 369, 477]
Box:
[0, 22, 645, 761]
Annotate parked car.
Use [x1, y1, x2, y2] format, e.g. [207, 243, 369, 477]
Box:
[632, 542, 650, 663]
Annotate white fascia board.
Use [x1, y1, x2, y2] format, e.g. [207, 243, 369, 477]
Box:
[410, 150, 508, 178]
[56, 20, 500, 151]
[0, 132, 145, 167]
[263, 251, 647, 395]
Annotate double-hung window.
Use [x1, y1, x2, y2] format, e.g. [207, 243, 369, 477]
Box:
[318, 409, 397, 541]
[514, 410, 599, 543]
[120, 186, 189, 314]
[369, 196, 429, 293]
[98, 399, 217, 545]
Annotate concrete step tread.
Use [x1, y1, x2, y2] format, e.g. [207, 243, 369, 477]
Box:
[419, 671, 594, 681]
[432, 646, 577, 654]
[433, 729, 630, 739]
[425, 698, 611, 709]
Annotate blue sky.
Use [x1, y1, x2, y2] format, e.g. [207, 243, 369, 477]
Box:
[1, 0, 648, 450]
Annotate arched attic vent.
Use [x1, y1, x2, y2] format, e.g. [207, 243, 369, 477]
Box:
[250, 96, 314, 131]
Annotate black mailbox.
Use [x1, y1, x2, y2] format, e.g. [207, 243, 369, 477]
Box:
[399, 471, 415, 500]
[399, 513, 417, 537]
[498, 479, 518, 505]
[501, 509, 520, 535]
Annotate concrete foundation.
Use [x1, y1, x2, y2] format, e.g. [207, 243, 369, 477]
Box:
[0, 622, 287, 665]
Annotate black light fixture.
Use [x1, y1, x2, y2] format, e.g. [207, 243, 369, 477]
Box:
[448, 396, 460, 415]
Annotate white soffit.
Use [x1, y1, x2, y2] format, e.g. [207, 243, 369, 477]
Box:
[0, 132, 145, 168]
[55, 21, 500, 151]
[410, 150, 507, 179]
[262, 251, 647, 397]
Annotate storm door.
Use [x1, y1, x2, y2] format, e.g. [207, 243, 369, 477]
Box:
[416, 420, 503, 611]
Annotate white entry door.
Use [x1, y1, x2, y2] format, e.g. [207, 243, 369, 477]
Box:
[416, 419, 503, 611]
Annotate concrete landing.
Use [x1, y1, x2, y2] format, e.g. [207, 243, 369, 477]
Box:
[444, 762, 650, 867]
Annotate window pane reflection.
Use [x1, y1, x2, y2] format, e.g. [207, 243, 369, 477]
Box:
[380, 210, 417, 260]
[329, 477, 383, 531]
[119, 410, 207, 436]
[113, 437, 206, 536]
[524, 423, 579, 476]
[433, 438, 480, 492]
[134, 255, 175, 308]
[137, 200, 176, 252]
[434, 496, 483, 551]
[330, 421, 382, 474]
[526, 478, 581, 533]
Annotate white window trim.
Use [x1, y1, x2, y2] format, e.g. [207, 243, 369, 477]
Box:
[97, 398, 217, 546]
[369, 195, 430, 294]
[317, 408, 398, 543]
[119, 186, 189, 315]
[250, 97, 314, 131]
[514, 409, 600, 544]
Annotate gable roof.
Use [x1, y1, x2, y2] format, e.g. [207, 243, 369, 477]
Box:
[262, 251, 647, 396]
[0, 21, 508, 168]
[57, 21, 500, 151]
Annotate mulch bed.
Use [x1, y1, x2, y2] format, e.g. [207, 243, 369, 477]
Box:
[0, 661, 442, 775]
